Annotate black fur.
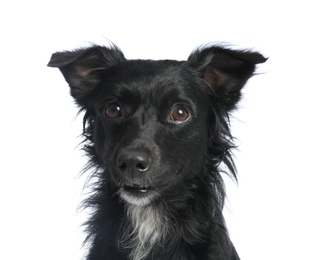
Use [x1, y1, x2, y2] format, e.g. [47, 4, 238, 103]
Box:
[48, 43, 266, 260]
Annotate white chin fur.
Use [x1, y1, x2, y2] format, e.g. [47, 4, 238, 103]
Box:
[119, 189, 158, 206]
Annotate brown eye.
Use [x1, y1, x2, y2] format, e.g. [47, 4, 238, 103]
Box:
[170, 105, 190, 123]
[105, 103, 122, 118]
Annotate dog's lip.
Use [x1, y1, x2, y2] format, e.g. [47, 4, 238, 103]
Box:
[123, 184, 152, 193]
[119, 184, 159, 206]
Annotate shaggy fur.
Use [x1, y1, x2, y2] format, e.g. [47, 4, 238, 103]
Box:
[48, 43, 266, 260]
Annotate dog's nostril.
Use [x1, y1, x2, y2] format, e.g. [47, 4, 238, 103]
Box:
[116, 150, 152, 175]
[136, 161, 149, 172]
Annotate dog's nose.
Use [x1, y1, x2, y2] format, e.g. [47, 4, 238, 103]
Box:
[116, 149, 152, 177]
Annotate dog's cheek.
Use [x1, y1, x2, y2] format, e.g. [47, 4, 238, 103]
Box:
[155, 124, 208, 180]
[93, 117, 120, 164]
[181, 120, 209, 175]
[91, 119, 108, 162]
[182, 136, 208, 178]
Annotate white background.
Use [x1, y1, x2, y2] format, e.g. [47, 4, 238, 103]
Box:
[1, 1, 314, 259]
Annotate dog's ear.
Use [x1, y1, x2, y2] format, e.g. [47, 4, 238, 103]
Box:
[47, 45, 125, 106]
[188, 45, 267, 110]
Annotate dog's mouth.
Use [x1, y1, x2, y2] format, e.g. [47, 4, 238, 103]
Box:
[119, 184, 158, 206]
[123, 184, 152, 193]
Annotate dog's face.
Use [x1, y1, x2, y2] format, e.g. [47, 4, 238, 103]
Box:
[92, 60, 211, 205]
[48, 45, 266, 206]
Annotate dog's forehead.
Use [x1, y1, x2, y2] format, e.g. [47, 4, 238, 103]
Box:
[118, 59, 186, 83]
[103, 59, 204, 101]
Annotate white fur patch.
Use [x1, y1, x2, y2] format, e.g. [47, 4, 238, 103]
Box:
[120, 203, 169, 260]
[119, 189, 158, 206]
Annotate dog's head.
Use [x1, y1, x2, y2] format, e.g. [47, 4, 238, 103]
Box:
[48, 44, 266, 206]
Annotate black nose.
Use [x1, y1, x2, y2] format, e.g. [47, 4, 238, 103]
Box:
[116, 149, 152, 177]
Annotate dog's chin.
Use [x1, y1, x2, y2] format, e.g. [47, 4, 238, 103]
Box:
[118, 186, 159, 206]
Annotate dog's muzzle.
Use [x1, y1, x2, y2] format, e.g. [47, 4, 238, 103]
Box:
[114, 147, 160, 206]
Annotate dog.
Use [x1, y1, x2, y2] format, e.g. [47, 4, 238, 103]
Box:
[48, 43, 266, 260]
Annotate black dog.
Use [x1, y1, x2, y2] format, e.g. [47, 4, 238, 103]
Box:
[48, 43, 266, 260]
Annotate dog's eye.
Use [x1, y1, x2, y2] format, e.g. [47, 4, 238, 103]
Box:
[170, 105, 190, 123]
[105, 103, 122, 118]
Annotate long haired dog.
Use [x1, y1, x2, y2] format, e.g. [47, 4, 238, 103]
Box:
[48, 43, 266, 260]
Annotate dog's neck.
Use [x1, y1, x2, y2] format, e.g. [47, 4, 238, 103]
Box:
[120, 189, 217, 260]
[120, 202, 170, 260]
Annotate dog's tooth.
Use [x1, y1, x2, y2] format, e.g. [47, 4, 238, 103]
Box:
[140, 188, 147, 193]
